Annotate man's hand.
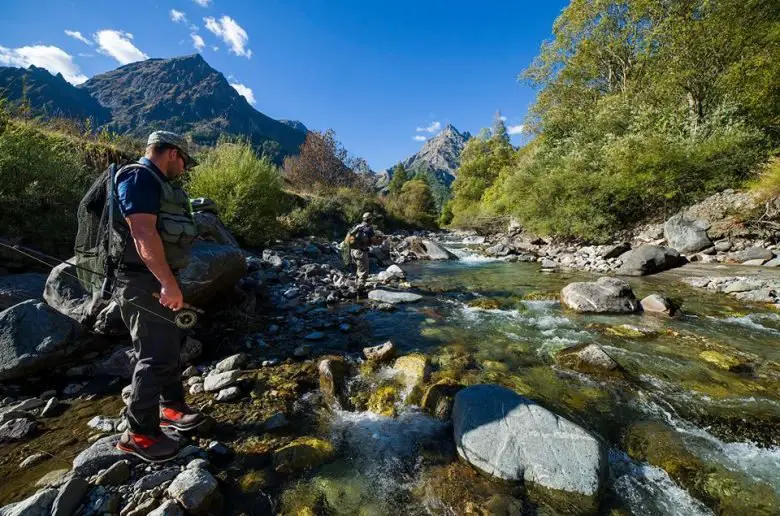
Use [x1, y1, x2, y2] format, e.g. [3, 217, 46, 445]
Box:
[159, 281, 184, 311]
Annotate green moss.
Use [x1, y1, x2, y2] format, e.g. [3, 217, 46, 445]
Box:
[367, 385, 398, 417]
[273, 437, 336, 475]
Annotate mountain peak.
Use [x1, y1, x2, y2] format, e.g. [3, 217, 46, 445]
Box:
[400, 123, 470, 185]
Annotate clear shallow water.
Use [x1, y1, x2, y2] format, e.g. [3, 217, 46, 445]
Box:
[285, 249, 780, 515]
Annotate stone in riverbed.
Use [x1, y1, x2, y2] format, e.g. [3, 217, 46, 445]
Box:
[393, 353, 430, 387]
[764, 257, 780, 267]
[94, 459, 131, 486]
[0, 273, 47, 311]
[215, 353, 246, 373]
[363, 341, 396, 363]
[742, 258, 768, 266]
[148, 500, 184, 516]
[203, 370, 241, 392]
[0, 488, 58, 515]
[640, 294, 678, 317]
[616, 245, 686, 276]
[368, 290, 422, 304]
[72, 434, 140, 477]
[167, 468, 219, 513]
[0, 418, 36, 442]
[216, 386, 241, 402]
[601, 242, 630, 259]
[19, 453, 48, 469]
[273, 437, 335, 474]
[560, 277, 639, 314]
[664, 214, 712, 254]
[728, 247, 774, 263]
[319, 357, 348, 409]
[51, 477, 89, 516]
[555, 344, 622, 377]
[453, 384, 605, 496]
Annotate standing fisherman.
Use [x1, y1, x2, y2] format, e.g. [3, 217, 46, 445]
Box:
[114, 131, 206, 462]
[345, 212, 381, 290]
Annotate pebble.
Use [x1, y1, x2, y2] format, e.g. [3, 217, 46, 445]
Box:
[134, 467, 181, 491]
[182, 366, 199, 378]
[215, 386, 240, 402]
[189, 384, 205, 395]
[19, 452, 48, 469]
[186, 376, 203, 386]
[95, 460, 131, 486]
[262, 359, 280, 367]
[167, 468, 218, 513]
[186, 458, 210, 470]
[87, 415, 117, 432]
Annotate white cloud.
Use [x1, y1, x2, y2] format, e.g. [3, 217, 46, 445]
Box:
[507, 124, 525, 135]
[230, 82, 255, 105]
[193, 0, 212, 6]
[78, 53, 94, 58]
[191, 33, 205, 51]
[500, 115, 507, 122]
[416, 121, 441, 133]
[413, 135, 427, 142]
[212, 46, 219, 51]
[64, 30, 93, 46]
[0, 44, 87, 84]
[170, 9, 187, 23]
[94, 30, 149, 65]
[204, 16, 251, 58]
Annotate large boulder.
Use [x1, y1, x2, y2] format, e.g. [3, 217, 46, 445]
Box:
[727, 247, 775, 264]
[402, 237, 458, 261]
[664, 214, 712, 254]
[193, 210, 239, 248]
[617, 245, 687, 277]
[560, 277, 639, 314]
[368, 289, 422, 304]
[0, 300, 81, 381]
[555, 344, 622, 377]
[0, 273, 47, 311]
[43, 259, 124, 335]
[179, 241, 246, 307]
[72, 434, 141, 477]
[0, 488, 58, 516]
[453, 385, 605, 496]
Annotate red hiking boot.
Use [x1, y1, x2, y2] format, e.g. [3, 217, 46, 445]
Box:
[116, 430, 180, 463]
[159, 403, 207, 432]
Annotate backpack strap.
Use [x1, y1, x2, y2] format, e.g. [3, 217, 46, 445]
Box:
[115, 162, 167, 189]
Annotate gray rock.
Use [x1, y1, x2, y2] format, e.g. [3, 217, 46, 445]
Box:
[368, 290, 422, 304]
[0, 300, 81, 381]
[728, 247, 774, 264]
[263, 412, 289, 431]
[19, 453, 48, 469]
[556, 344, 621, 376]
[34, 469, 71, 489]
[72, 434, 140, 477]
[485, 243, 512, 257]
[540, 258, 558, 270]
[180, 336, 203, 365]
[318, 358, 348, 409]
[601, 243, 630, 259]
[182, 365, 199, 378]
[293, 344, 311, 358]
[734, 288, 778, 304]
[384, 264, 406, 280]
[0, 418, 36, 442]
[640, 294, 677, 316]
[0, 273, 47, 311]
[87, 416, 117, 433]
[147, 500, 184, 516]
[178, 241, 246, 307]
[0, 488, 57, 516]
[134, 467, 180, 492]
[0, 411, 35, 425]
[95, 460, 131, 486]
[51, 478, 89, 516]
[193, 210, 239, 248]
[664, 214, 712, 254]
[617, 245, 686, 277]
[714, 240, 732, 252]
[186, 459, 210, 471]
[167, 468, 218, 512]
[453, 384, 605, 496]
[189, 384, 204, 395]
[186, 376, 203, 386]
[10, 398, 44, 411]
[764, 257, 780, 267]
[203, 370, 241, 392]
[560, 277, 639, 314]
[742, 258, 767, 266]
[363, 341, 396, 363]
[214, 354, 246, 373]
[304, 331, 325, 341]
[43, 260, 124, 335]
[215, 387, 240, 402]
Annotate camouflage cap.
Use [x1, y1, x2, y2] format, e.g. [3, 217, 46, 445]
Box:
[362, 212, 373, 221]
[147, 131, 198, 168]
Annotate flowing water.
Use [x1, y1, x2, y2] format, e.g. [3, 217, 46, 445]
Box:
[284, 240, 780, 515]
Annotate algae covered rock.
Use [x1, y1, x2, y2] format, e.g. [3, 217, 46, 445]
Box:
[453, 384, 606, 497]
[561, 277, 639, 314]
[393, 353, 430, 387]
[555, 344, 622, 377]
[421, 378, 463, 420]
[698, 350, 742, 371]
[273, 437, 335, 474]
[367, 385, 398, 417]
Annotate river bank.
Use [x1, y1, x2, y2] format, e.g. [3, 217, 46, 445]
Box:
[1, 232, 779, 515]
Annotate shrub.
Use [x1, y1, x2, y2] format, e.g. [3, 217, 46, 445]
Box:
[750, 158, 780, 201]
[187, 140, 285, 248]
[282, 187, 386, 239]
[386, 179, 438, 229]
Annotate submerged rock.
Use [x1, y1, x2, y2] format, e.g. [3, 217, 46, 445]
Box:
[421, 378, 463, 420]
[362, 341, 396, 363]
[640, 294, 678, 317]
[318, 357, 348, 409]
[727, 247, 774, 264]
[273, 437, 335, 474]
[453, 384, 605, 497]
[393, 353, 430, 388]
[367, 384, 398, 417]
[560, 277, 639, 313]
[368, 290, 422, 304]
[617, 245, 686, 276]
[555, 344, 622, 377]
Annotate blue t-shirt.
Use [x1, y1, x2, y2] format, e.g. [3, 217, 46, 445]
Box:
[116, 158, 167, 217]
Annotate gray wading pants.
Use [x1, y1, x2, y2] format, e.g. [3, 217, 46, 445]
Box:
[350, 248, 370, 286]
[117, 271, 184, 434]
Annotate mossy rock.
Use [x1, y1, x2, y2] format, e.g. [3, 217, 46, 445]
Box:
[698, 350, 742, 371]
[367, 385, 398, 417]
[522, 291, 558, 301]
[239, 469, 270, 494]
[467, 298, 503, 310]
[623, 421, 779, 514]
[604, 324, 652, 338]
[273, 437, 335, 474]
[555, 343, 624, 378]
[480, 359, 510, 372]
[393, 353, 431, 387]
[421, 378, 463, 421]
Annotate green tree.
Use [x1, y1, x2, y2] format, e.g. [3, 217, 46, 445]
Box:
[387, 163, 409, 195]
[491, 111, 510, 145]
[388, 179, 438, 228]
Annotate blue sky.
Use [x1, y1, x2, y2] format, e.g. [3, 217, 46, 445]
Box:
[1, 0, 568, 170]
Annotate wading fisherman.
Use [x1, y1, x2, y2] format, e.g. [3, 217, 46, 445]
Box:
[114, 131, 206, 462]
[345, 212, 381, 290]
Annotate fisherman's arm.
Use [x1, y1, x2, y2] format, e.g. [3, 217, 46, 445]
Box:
[125, 213, 184, 310]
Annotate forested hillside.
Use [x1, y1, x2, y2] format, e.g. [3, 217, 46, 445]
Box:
[449, 0, 779, 241]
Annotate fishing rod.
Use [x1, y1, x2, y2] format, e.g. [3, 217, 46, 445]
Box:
[0, 238, 203, 329]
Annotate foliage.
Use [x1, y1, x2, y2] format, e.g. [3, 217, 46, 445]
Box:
[411, 165, 451, 213]
[187, 140, 285, 248]
[386, 179, 439, 228]
[0, 111, 138, 258]
[282, 187, 387, 239]
[388, 163, 409, 195]
[282, 129, 361, 193]
[751, 158, 780, 201]
[449, 0, 778, 241]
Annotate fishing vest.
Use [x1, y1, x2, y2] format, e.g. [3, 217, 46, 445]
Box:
[114, 163, 197, 271]
[348, 223, 373, 251]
